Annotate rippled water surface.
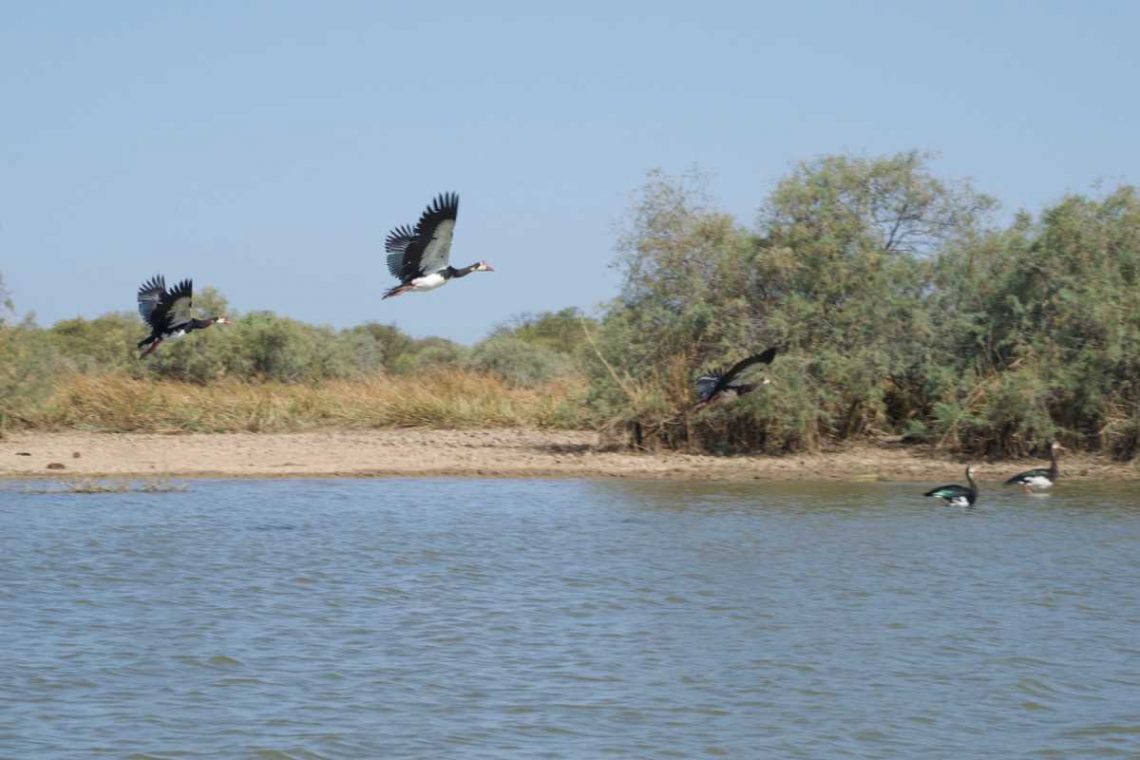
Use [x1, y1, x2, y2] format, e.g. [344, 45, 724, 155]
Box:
[2, 478, 1140, 758]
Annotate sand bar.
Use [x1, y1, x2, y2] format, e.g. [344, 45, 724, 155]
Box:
[2, 429, 1138, 483]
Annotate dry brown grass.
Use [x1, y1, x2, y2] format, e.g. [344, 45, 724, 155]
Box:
[28, 371, 590, 433]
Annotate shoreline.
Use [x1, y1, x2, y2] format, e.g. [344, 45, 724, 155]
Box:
[2, 429, 1138, 483]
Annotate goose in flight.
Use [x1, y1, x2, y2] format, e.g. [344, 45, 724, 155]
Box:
[693, 347, 778, 410]
[382, 192, 493, 299]
[136, 275, 229, 358]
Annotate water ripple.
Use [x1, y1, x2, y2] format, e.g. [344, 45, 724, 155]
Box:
[2, 478, 1140, 757]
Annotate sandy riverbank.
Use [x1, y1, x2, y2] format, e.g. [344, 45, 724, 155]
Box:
[2, 429, 1138, 483]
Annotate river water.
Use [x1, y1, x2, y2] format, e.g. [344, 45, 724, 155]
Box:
[2, 477, 1139, 758]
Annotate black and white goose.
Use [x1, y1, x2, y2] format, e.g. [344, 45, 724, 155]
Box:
[137, 275, 230, 358]
[693, 347, 778, 410]
[924, 465, 979, 507]
[382, 192, 493, 299]
[1004, 441, 1065, 493]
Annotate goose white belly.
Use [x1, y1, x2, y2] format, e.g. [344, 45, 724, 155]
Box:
[1021, 475, 1054, 490]
[410, 272, 448, 291]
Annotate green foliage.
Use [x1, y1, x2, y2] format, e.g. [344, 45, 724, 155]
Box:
[146, 311, 397, 384]
[230, 312, 324, 382]
[0, 274, 13, 322]
[466, 335, 573, 388]
[470, 308, 594, 388]
[2, 151, 1139, 459]
[589, 155, 1140, 458]
[343, 322, 413, 371]
[492, 307, 597, 356]
[0, 267, 592, 431]
[48, 313, 139, 374]
[0, 302, 58, 431]
[927, 186, 1140, 457]
[392, 336, 470, 373]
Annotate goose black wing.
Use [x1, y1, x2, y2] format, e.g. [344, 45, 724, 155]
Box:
[160, 279, 194, 330]
[1004, 467, 1050, 485]
[137, 275, 167, 330]
[385, 224, 417, 279]
[384, 192, 459, 282]
[708, 346, 778, 397]
[924, 484, 972, 500]
[695, 372, 723, 402]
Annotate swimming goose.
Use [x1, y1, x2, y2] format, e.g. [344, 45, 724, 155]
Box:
[1004, 441, 1065, 493]
[924, 465, 979, 507]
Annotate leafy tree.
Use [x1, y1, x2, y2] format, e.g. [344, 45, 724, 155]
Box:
[5, 159, 1140, 460]
[588, 154, 995, 452]
[756, 152, 995, 438]
[929, 186, 1140, 456]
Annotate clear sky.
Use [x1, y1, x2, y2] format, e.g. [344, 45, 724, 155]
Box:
[2, 1, 1138, 343]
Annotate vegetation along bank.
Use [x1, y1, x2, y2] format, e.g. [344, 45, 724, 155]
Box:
[4, 151, 1140, 466]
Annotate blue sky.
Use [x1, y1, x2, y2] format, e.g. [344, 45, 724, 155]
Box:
[2, 1, 1138, 343]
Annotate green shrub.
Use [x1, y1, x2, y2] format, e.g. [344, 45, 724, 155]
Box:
[586, 156, 1140, 457]
[392, 337, 469, 373]
[340, 322, 412, 372]
[47, 314, 139, 373]
[466, 335, 573, 388]
[0, 318, 60, 432]
[3, 153, 1139, 458]
[491, 308, 597, 356]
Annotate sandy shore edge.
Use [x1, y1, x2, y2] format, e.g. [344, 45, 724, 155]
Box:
[2, 429, 1138, 483]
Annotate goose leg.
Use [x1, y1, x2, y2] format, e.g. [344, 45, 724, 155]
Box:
[140, 339, 162, 358]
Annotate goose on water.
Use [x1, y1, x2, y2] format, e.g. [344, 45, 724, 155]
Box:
[924, 465, 979, 507]
[1004, 441, 1065, 493]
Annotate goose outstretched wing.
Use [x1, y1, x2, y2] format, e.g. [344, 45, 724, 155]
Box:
[695, 373, 722, 402]
[385, 224, 417, 279]
[137, 275, 167, 329]
[703, 346, 778, 398]
[384, 192, 459, 282]
[162, 279, 194, 330]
